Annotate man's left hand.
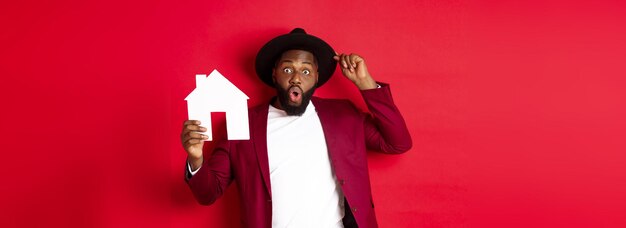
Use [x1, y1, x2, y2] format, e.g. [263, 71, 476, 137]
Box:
[334, 53, 378, 90]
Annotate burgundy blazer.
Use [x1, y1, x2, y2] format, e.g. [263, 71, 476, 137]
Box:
[186, 84, 412, 228]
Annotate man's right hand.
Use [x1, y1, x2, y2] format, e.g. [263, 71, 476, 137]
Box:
[181, 120, 208, 170]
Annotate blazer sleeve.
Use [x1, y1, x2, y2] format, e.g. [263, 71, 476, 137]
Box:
[361, 82, 413, 154]
[184, 138, 234, 205]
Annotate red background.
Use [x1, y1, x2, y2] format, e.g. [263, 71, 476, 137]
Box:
[2, 0, 626, 227]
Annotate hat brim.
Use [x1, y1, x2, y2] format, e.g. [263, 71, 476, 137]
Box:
[255, 31, 336, 88]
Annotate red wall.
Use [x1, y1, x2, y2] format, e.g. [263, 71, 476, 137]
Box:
[2, 0, 626, 227]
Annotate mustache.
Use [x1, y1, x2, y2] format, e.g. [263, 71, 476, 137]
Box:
[288, 85, 302, 90]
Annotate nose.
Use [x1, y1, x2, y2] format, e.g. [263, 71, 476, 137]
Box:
[289, 73, 301, 85]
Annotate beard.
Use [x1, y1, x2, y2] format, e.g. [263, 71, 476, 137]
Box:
[275, 85, 316, 116]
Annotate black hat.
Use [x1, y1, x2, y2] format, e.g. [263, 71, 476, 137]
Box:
[255, 28, 337, 88]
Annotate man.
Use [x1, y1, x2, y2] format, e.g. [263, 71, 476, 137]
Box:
[181, 28, 412, 228]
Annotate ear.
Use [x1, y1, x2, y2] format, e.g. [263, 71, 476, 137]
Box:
[271, 68, 276, 84]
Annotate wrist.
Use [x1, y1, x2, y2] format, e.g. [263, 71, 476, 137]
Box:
[354, 77, 377, 90]
[187, 155, 203, 170]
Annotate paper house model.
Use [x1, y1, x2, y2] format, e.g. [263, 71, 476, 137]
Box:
[185, 69, 250, 140]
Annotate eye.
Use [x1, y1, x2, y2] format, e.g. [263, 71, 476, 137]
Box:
[283, 68, 293, 74]
[302, 69, 310, 75]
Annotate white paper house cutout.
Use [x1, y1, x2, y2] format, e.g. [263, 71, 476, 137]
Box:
[185, 69, 250, 141]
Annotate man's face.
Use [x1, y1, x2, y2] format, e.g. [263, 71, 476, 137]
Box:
[272, 49, 319, 116]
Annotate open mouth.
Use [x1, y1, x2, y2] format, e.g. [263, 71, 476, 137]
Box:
[288, 86, 303, 103]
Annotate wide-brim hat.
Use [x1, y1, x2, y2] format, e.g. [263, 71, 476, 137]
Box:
[255, 28, 337, 88]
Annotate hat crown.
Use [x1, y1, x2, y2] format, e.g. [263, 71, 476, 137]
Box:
[290, 28, 306, 34]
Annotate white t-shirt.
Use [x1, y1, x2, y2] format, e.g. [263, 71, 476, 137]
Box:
[266, 102, 344, 228]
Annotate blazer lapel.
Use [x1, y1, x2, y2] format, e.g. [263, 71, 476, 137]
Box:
[251, 103, 272, 198]
[311, 97, 339, 165]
